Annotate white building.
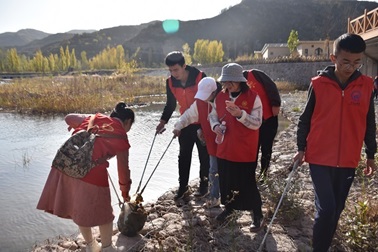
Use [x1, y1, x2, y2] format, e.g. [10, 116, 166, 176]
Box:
[259, 40, 334, 59]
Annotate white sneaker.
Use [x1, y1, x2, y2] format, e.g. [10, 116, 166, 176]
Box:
[101, 244, 119, 252]
[86, 239, 101, 252]
[203, 198, 220, 209]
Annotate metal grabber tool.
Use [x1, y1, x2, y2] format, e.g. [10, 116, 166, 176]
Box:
[257, 159, 300, 252]
[131, 128, 169, 204]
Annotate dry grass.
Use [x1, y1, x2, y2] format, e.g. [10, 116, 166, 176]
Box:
[0, 74, 167, 114]
[276, 80, 307, 92]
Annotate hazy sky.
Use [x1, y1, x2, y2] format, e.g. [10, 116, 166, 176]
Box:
[0, 0, 242, 34]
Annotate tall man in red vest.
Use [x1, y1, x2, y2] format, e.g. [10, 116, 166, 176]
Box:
[294, 33, 377, 251]
[156, 51, 210, 200]
[243, 69, 281, 182]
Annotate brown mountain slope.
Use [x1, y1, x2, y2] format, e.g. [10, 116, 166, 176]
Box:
[1, 0, 377, 66]
[121, 0, 378, 66]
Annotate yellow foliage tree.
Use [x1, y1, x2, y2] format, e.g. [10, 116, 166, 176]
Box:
[193, 39, 224, 64]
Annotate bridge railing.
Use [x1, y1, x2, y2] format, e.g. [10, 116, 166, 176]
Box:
[348, 7, 378, 35]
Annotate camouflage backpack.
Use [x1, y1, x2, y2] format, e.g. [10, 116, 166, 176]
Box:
[52, 115, 127, 178]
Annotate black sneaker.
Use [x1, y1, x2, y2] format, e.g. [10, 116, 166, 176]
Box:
[250, 216, 264, 232]
[194, 185, 209, 198]
[216, 208, 233, 222]
[174, 186, 190, 201]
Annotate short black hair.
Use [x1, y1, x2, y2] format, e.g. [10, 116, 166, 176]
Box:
[165, 51, 185, 67]
[334, 33, 366, 55]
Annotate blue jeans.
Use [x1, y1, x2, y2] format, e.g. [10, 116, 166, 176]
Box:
[309, 164, 355, 252]
[209, 155, 219, 199]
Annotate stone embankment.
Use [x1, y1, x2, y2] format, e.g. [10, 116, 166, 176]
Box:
[32, 91, 378, 252]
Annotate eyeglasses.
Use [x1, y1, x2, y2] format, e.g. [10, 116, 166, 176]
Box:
[335, 58, 363, 71]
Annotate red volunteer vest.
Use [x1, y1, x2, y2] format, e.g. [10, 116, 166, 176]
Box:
[168, 72, 203, 115]
[215, 90, 259, 162]
[246, 71, 273, 120]
[305, 75, 373, 168]
[196, 99, 217, 156]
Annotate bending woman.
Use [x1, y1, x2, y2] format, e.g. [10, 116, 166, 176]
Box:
[37, 102, 135, 252]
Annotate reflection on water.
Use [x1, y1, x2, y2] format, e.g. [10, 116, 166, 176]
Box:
[0, 108, 290, 251]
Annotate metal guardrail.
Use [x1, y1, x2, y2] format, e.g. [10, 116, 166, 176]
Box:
[348, 7, 378, 35]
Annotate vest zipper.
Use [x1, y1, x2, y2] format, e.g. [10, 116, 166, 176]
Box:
[337, 90, 345, 167]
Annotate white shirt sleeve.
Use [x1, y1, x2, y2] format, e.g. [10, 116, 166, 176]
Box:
[208, 100, 220, 131]
[173, 101, 199, 130]
[236, 95, 262, 130]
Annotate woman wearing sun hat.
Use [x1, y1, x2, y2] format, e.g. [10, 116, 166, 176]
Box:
[209, 63, 265, 232]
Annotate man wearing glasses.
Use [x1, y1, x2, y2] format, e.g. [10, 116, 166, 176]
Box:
[293, 33, 377, 251]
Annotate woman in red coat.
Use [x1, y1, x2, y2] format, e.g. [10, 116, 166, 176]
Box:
[37, 102, 134, 252]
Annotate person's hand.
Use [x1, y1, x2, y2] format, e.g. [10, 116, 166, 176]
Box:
[225, 100, 242, 117]
[122, 191, 130, 202]
[172, 129, 181, 138]
[364, 158, 376, 176]
[272, 106, 280, 116]
[156, 120, 166, 134]
[214, 124, 223, 135]
[293, 151, 305, 166]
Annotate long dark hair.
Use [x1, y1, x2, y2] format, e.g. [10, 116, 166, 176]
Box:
[110, 102, 135, 124]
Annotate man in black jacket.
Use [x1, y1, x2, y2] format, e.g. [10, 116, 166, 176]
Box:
[156, 51, 210, 200]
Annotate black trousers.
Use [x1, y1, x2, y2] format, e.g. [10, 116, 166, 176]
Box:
[310, 164, 355, 252]
[258, 116, 278, 176]
[178, 124, 209, 188]
[217, 158, 262, 218]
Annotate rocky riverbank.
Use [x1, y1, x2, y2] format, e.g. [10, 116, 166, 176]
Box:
[31, 91, 378, 252]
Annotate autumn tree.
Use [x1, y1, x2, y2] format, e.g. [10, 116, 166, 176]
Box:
[48, 53, 57, 72]
[70, 48, 77, 70]
[32, 50, 44, 72]
[89, 45, 130, 70]
[65, 46, 71, 69]
[182, 43, 192, 65]
[6, 48, 21, 72]
[193, 39, 224, 64]
[59, 47, 66, 71]
[287, 30, 299, 54]
[116, 45, 125, 69]
[81, 51, 89, 70]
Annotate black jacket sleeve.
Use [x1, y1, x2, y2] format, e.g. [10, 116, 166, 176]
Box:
[364, 92, 377, 159]
[160, 78, 177, 123]
[297, 84, 315, 152]
[251, 69, 281, 107]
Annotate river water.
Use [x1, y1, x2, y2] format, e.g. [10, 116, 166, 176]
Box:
[0, 104, 196, 252]
[0, 105, 289, 251]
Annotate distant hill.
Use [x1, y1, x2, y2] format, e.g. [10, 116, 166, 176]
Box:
[66, 30, 96, 34]
[0, 0, 377, 66]
[0, 29, 50, 47]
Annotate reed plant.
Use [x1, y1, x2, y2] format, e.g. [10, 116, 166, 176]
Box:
[0, 74, 167, 114]
[336, 156, 378, 251]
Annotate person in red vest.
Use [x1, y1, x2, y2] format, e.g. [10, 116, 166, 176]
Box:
[172, 77, 222, 209]
[243, 69, 281, 182]
[293, 33, 377, 251]
[209, 63, 264, 232]
[156, 51, 210, 200]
